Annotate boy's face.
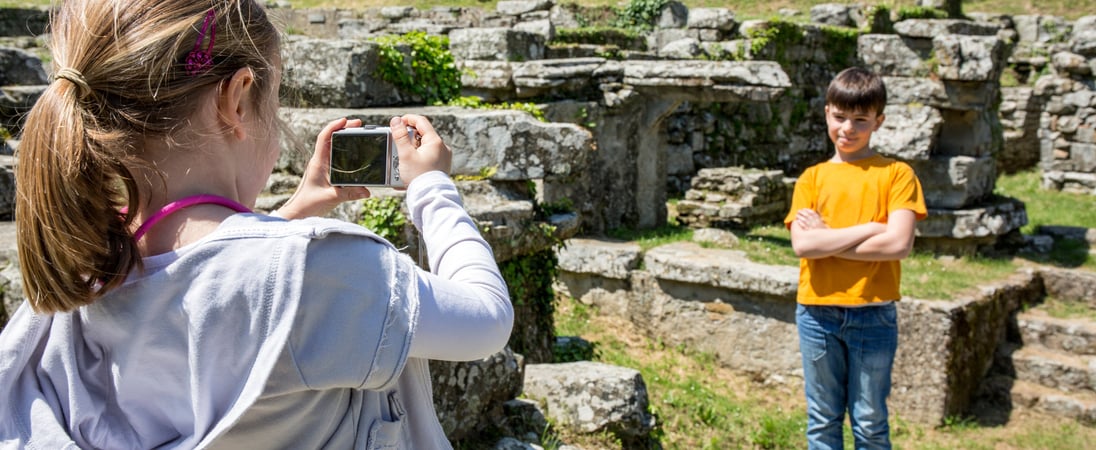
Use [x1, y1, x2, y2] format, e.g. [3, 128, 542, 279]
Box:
[825, 105, 885, 156]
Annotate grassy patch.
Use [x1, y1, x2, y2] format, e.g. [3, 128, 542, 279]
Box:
[1038, 296, 1096, 321]
[554, 296, 1096, 450]
[735, 224, 799, 266]
[995, 169, 1096, 235]
[902, 253, 1017, 300]
[606, 224, 693, 251]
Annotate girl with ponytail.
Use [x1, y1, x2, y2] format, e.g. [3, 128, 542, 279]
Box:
[1, 1, 512, 448]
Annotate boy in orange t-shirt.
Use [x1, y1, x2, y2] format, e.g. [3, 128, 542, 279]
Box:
[784, 67, 927, 450]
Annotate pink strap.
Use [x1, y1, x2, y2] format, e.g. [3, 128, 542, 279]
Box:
[133, 194, 250, 241]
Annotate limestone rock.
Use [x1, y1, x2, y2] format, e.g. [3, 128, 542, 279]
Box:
[933, 35, 1005, 81]
[644, 242, 798, 298]
[0, 46, 46, 86]
[809, 3, 863, 28]
[449, 28, 545, 62]
[917, 197, 1028, 239]
[894, 19, 998, 39]
[657, 1, 688, 29]
[686, 8, 737, 32]
[432, 347, 525, 440]
[676, 167, 791, 229]
[1013, 15, 1072, 44]
[859, 34, 931, 77]
[523, 361, 655, 445]
[557, 238, 641, 280]
[908, 156, 996, 209]
[497, 0, 552, 16]
[873, 103, 942, 160]
[280, 37, 402, 108]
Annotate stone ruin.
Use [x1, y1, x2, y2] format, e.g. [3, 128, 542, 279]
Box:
[2, 0, 1096, 446]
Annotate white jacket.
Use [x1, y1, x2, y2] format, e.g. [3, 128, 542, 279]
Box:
[0, 172, 513, 449]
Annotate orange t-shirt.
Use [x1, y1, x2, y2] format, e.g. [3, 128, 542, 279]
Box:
[784, 154, 928, 306]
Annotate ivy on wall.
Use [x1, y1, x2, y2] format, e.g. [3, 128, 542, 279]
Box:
[372, 31, 461, 105]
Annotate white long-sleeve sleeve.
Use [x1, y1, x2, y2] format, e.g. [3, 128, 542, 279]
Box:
[404, 171, 513, 361]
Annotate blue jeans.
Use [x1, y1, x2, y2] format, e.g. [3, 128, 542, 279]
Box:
[796, 303, 898, 450]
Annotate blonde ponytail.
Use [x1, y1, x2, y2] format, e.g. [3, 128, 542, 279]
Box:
[16, 0, 279, 313]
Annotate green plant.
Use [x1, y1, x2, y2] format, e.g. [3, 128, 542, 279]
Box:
[452, 165, 498, 181]
[744, 20, 805, 64]
[552, 26, 643, 48]
[358, 196, 408, 248]
[895, 6, 949, 21]
[611, 0, 669, 31]
[445, 96, 546, 121]
[372, 31, 461, 105]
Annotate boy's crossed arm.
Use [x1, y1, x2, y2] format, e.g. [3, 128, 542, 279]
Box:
[790, 209, 918, 261]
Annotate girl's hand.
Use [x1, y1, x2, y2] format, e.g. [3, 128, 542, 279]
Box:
[274, 117, 371, 220]
[389, 114, 451, 187]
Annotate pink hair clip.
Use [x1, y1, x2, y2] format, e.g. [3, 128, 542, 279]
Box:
[185, 9, 216, 76]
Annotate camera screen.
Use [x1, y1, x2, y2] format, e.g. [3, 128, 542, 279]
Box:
[330, 132, 388, 185]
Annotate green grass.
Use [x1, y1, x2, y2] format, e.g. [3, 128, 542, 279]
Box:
[901, 252, 1017, 300]
[995, 169, 1096, 270]
[554, 296, 1096, 450]
[1038, 296, 1096, 320]
[606, 224, 693, 251]
[995, 169, 1096, 235]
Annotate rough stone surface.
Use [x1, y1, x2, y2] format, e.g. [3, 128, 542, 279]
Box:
[1038, 267, 1096, 306]
[999, 87, 1044, 173]
[908, 156, 996, 209]
[0, 46, 46, 86]
[917, 197, 1028, 239]
[432, 348, 525, 440]
[556, 238, 641, 280]
[933, 35, 1005, 81]
[1013, 15, 1072, 44]
[675, 167, 791, 229]
[0, 159, 12, 220]
[809, 3, 862, 28]
[894, 19, 999, 39]
[523, 362, 654, 444]
[873, 103, 943, 160]
[449, 28, 545, 62]
[496, 0, 552, 16]
[859, 34, 931, 77]
[656, 1, 688, 29]
[643, 242, 797, 298]
[280, 37, 402, 108]
[686, 8, 737, 32]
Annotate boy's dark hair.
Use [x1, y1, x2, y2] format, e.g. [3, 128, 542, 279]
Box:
[826, 67, 887, 116]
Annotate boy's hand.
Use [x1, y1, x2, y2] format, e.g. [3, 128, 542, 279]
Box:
[793, 209, 829, 231]
[274, 117, 371, 220]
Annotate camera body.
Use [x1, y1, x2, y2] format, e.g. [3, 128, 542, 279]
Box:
[329, 126, 412, 188]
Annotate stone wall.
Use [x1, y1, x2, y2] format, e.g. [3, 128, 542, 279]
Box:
[1035, 15, 1096, 194]
[556, 237, 1048, 425]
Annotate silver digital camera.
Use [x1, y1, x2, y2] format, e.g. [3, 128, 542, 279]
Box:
[329, 126, 412, 188]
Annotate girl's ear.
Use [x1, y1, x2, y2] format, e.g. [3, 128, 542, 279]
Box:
[216, 67, 256, 140]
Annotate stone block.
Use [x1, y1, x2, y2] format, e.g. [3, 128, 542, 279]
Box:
[496, 0, 552, 16]
[894, 19, 999, 39]
[873, 103, 942, 160]
[809, 3, 863, 28]
[1042, 170, 1096, 194]
[432, 348, 525, 440]
[1041, 142, 1096, 172]
[280, 37, 402, 108]
[513, 18, 555, 42]
[859, 34, 931, 77]
[916, 196, 1028, 239]
[657, 1, 688, 29]
[458, 60, 515, 100]
[884, 76, 998, 111]
[1013, 15, 1072, 44]
[686, 7, 737, 32]
[1052, 51, 1092, 76]
[909, 156, 996, 209]
[449, 28, 545, 62]
[676, 167, 791, 229]
[512, 57, 606, 100]
[932, 35, 1005, 81]
[644, 242, 798, 298]
[524, 362, 655, 445]
[0, 46, 47, 86]
[557, 238, 642, 280]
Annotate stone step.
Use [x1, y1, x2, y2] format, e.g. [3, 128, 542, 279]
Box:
[1013, 345, 1096, 393]
[1018, 309, 1096, 356]
[1011, 379, 1096, 425]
